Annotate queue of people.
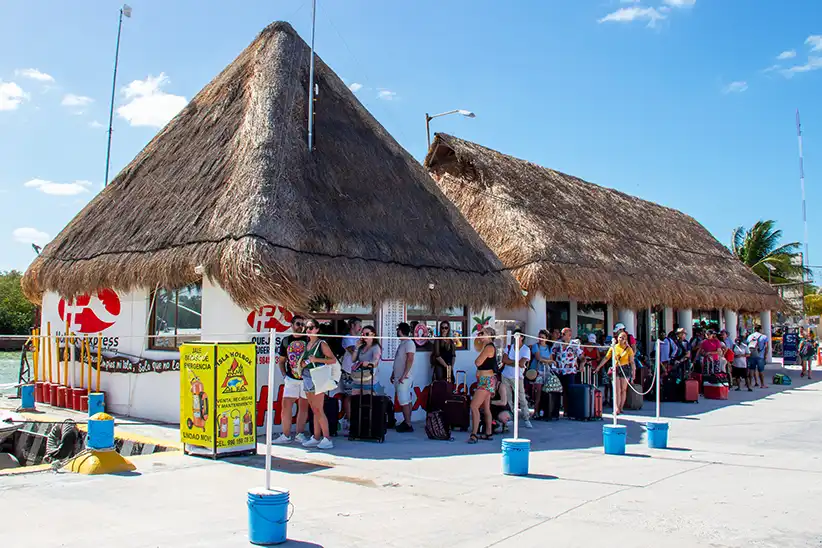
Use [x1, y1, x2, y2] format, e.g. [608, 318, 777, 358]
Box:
[269, 316, 811, 450]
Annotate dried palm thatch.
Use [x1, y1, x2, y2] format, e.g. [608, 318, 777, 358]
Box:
[425, 134, 781, 312]
[22, 22, 520, 311]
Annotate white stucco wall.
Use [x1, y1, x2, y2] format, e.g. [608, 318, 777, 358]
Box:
[39, 282, 496, 428]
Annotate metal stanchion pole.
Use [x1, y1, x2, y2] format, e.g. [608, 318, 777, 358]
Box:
[264, 328, 276, 491]
[611, 341, 618, 426]
[655, 339, 661, 420]
[514, 333, 520, 440]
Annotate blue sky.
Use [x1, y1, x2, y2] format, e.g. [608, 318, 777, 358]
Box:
[1, 0, 820, 278]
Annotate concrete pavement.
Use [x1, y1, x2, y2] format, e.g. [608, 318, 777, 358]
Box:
[3, 365, 822, 547]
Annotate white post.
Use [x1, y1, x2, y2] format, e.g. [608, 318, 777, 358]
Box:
[264, 328, 276, 491]
[611, 341, 617, 426]
[69, 334, 76, 389]
[724, 309, 738, 341]
[664, 307, 675, 333]
[678, 309, 693, 339]
[606, 304, 615, 335]
[514, 333, 521, 440]
[569, 300, 579, 338]
[618, 309, 637, 337]
[760, 310, 773, 363]
[655, 339, 661, 420]
[526, 292, 547, 335]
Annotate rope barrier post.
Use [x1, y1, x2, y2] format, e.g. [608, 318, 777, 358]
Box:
[96, 333, 102, 393]
[46, 323, 52, 384]
[655, 339, 661, 420]
[63, 317, 69, 387]
[79, 334, 85, 389]
[264, 328, 276, 492]
[513, 333, 520, 440]
[611, 341, 617, 426]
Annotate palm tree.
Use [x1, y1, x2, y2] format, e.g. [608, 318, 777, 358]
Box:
[731, 220, 811, 284]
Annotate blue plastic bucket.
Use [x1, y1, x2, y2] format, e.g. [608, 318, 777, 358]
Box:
[603, 424, 627, 455]
[501, 438, 530, 476]
[87, 413, 115, 450]
[20, 384, 35, 409]
[88, 392, 105, 416]
[646, 421, 669, 449]
[248, 487, 292, 545]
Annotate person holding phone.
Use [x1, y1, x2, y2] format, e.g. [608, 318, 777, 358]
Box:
[352, 326, 382, 395]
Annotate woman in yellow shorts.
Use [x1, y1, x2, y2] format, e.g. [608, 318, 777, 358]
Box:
[595, 331, 636, 415]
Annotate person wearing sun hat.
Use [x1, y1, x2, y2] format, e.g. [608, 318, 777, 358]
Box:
[612, 323, 637, 352]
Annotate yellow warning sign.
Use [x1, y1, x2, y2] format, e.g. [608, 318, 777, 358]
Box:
[180, 343, 216, 449]
[215, 344, 256, 451]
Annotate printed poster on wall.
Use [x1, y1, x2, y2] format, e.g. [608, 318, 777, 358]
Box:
[215, 343, 257, 453]
[180, 343, 216, 451]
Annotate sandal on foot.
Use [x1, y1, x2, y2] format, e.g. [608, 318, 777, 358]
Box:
[480, 433, 493, 441]
[468, 434, 479, 444]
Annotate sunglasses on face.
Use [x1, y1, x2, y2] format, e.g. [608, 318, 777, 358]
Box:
[306, 324, 318, 331]
[293, 321, 305, 327]
[362, 332, 374, 337]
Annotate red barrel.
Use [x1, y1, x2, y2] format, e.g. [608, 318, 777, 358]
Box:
[80, 395, 89, 412]
[49, 384, 59, 406]
[34, 382, 44, 403]
[56, 386, 68, 408]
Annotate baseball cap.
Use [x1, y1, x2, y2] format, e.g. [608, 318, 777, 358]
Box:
[614, 323, 626, 332]
[587, 333, 597, 343]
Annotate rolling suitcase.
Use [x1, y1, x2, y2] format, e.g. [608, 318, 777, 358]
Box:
[349, 374, 386, 442]
[623, 383, 644, 410]
[308, 395, 340, 437]
[443, 371, 471, 431]
[427, 365, 454, 413]
[567, 365, 601, 421]
[682, 379, 699, 403]
[537, 391, 561, 420]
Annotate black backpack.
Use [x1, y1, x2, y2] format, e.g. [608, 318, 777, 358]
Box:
[425, 410, 452, 441]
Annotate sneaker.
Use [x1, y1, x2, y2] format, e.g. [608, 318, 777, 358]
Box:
[523, 420, 534, 429]
[396, 422, 413, 433]
[272, 434, 292, 445]
[302, 437, 320, 448]
[294, 433, 308, 444]
[735, 387, 741, 391]
[317, 437, 334, 450]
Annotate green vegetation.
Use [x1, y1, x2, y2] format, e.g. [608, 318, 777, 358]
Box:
[0, 270, 36, 335]
[731, 220, 811, 285]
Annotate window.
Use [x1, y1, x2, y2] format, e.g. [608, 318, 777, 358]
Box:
[546, 301, 570, 332]
[406, 305, 469, 352]
[149, 283, 203, 349]
[577, 303, 608, 341]
[307, 301, 376, 356]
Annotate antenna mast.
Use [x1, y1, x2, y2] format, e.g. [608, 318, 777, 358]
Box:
[797, 109, 809, 323]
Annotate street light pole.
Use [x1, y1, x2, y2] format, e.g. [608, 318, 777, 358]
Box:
[425, 109, 476, 150]
[104, 4, 131, 187]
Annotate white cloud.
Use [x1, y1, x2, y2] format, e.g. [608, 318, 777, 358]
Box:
[15, 68, 55, 83]
[0, 81, 28, 111]
[722, 81, 748, 94]
[806, 35, 822, 52]
[598, 7, 666, 26]
[24, 178, 93, 196]
[13, 227, 49, 247]
[348, 82, 363, 93]
[777, 50, 797, 60]
[117, 73, 188, 128]
[782, 57, 822, 77]
[89, 120, 105, 129]
[762, 64, 781, 74]
[663, 0, 696, 7]
[61, 94, 93, 107]
[377, 89, 397, 101]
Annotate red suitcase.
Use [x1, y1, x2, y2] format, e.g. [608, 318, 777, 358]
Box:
[443, 371, 470, 431]
[703, 383, 728, 400]
[683, 379, 699, 402]
[690, 372, 703, 395]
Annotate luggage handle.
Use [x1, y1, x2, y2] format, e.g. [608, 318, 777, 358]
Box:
[454, 370, 467, 394]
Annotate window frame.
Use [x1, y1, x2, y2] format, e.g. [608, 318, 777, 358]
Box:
[148, 283, 203, 350]
[406, 306, 469, 352]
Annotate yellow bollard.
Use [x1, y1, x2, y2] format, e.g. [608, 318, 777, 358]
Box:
[79, 334, 85, 389]
[32, 329, 39, 382]
[46, 322, 53, 384]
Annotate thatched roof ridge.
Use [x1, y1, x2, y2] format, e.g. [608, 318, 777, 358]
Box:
[23, 22, 520, 310]
[425, 133, 780, 312]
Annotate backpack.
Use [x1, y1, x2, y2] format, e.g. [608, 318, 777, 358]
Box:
[799, 340, 812, 358]
[425, 410, 452, 441]
[773, 373, 792, 386]
[748, 335, 761, 358]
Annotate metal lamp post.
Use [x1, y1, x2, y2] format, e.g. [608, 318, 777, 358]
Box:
[765, 262, 775, 286]
[104, 4, 132, 187]
[425, 109, 475, 149]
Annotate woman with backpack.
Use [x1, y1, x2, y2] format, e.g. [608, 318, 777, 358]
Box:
[799, 331, 818, 380]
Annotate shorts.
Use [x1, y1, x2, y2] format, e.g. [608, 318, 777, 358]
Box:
[394, 376, 413, 406]
[339, 371, 354, 395]
[732, 367, 748, 380]
[302, 368, 323, 394]
[476, 374, 498, 396]
[747, 356, 765, 372]
[283, 376, 306, 399]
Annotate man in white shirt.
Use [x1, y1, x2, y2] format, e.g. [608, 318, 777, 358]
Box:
[746, 325, 770, 388]
[500, 329, 532, 428]
[391, 322, 416, 433]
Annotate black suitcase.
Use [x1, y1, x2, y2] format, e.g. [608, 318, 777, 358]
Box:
[566, 366, 600, 421]
[308, 395, 340, 437]
[349, 374, 386, 442]
[536, 391, 561, 420]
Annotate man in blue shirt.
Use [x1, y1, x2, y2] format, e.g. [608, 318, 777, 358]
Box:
[746, 325, 769, 388]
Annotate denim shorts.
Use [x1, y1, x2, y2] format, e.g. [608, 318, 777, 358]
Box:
[302, 368, 316, 393]
[747, 356, 765, 372]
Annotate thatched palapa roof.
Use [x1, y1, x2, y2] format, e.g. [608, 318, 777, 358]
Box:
[425, 134, 780, 312]
[23, 22, 520, 311]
